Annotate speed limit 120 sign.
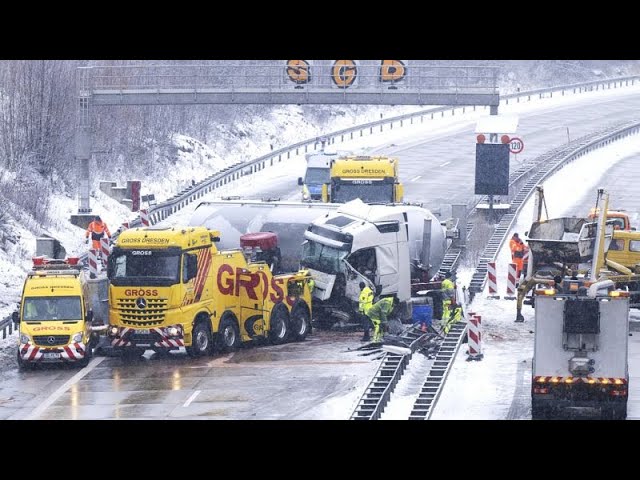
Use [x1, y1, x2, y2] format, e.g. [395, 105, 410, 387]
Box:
[509, 137, 524, 154]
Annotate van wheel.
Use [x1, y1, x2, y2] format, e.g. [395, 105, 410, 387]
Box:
[16, 352, 34, 371]
[77, 345, 92, 368]
[290, 306, 311, 342]
[187, 321, 212, 357]
[215, 316, 240, 353]
[269, 307, 290, 345]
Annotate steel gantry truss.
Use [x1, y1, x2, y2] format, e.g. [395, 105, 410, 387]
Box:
[74, 61, 500, 215]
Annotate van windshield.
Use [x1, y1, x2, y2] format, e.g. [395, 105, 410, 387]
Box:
[305, 168, 330, 184]
[23, 296, 82, 321]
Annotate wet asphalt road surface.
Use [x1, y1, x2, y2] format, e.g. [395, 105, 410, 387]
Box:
[2, 330, 379, 420]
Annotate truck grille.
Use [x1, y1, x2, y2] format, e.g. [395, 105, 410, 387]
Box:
[117, 297, 168, 325]
[33, 335, 70, 347]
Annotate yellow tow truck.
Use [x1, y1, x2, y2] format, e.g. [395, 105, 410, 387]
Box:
[107, 227, 313, 358]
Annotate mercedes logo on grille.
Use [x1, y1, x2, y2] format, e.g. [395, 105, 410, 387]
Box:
[47, 336, 56, 345]
[136, 297, 147, 309]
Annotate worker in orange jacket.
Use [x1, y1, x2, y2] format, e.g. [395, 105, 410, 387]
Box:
[85, 215, 111, 251]
[509, 233, 525, 279]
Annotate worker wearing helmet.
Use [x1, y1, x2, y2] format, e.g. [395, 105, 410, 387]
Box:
[510, 233, 526, 279]
[85, 215, 111, 261]
[367, 296, 396, 343]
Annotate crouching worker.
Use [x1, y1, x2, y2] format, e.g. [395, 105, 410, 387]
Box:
[367, 296, 397, 343]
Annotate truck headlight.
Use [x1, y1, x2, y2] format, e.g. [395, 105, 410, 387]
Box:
[167, 326, 179, 337]
[20, 334, 30, 344]
[109, 326, 119, 336]
[72, 333, 83, 343]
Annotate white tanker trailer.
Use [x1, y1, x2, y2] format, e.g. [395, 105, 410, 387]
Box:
[189, 199, 453, 324]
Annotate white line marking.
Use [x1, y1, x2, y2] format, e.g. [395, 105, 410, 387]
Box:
[183, 390, 201, 407]
[26, 356, 105, 420]
[439, 161, 451, 167]
[411, 175, 421, 182]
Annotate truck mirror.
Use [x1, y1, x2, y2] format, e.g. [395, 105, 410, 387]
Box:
[187, 254, 198, 281]
[298, 177, 303, 186]
[106, 256, 114, 279]
[85, 310, 94, 323]
[12, 311, 19, 324]
[524, 231, 529, 237]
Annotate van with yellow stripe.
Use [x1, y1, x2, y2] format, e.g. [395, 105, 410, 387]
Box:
[13, 258, 96, 370]
[107, 226, 313, 358]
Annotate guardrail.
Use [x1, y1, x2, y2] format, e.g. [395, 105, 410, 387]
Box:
[121, 75, 640, 230]
[1, 316, 14, 340]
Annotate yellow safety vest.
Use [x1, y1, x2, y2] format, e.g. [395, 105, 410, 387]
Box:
[359, 286, 373, 314]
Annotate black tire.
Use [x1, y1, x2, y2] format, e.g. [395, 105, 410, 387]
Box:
[186, 320, 212, 357]
[77, 344, 92, 368]
[269, 306, 290, 345]
[17, 352, 34, 371]
[215, 315, 241, 353]
[290, 304, 311, 342]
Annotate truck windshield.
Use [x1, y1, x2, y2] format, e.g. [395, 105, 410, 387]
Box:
[302, 241, 347, 275]
[23, 296, 82, 321]
[110, 250, 180, 286]
[333, 182, 393, 203]
[305, 167, 330, 184]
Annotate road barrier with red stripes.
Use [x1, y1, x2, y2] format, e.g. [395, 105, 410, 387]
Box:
[505, 263, 518, 299]
[88, 249, 99, 278]
[467, 314, 483, 361]
[487, 262, 500, 299]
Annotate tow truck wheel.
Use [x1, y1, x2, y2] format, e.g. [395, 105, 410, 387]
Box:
[216, 316, 240, 353]
[187, 321, 212, 357]
[290, 305, 311, 342]
[269, 307, 290, 345]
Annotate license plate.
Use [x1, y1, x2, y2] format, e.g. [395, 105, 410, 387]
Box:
[43, 352, 61, 359]
[136, 329, 150, 334]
